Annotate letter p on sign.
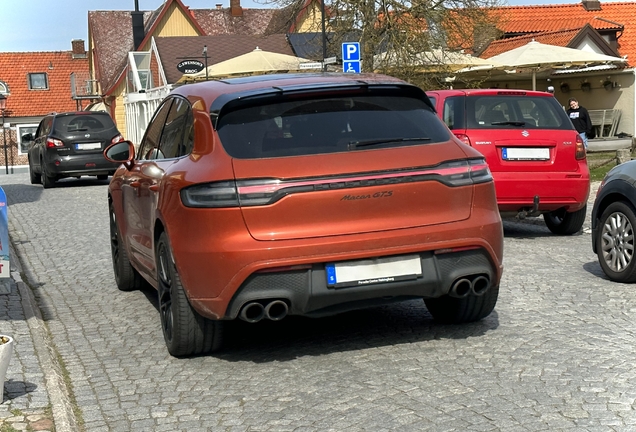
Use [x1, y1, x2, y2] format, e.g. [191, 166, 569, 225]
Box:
[342, 42, 360, 61]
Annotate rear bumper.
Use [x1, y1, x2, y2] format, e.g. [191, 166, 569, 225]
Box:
[493, 169, 590, 214]
[44, 155, 119, 177]
[164, 184, 503, 320]
[224, 248, 498, 319]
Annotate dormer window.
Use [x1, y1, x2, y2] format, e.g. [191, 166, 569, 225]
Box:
[0, 81, 8, 94]
[28, 73, 49, 90]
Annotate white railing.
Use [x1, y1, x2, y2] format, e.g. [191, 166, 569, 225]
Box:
[123, 86, 171, 146]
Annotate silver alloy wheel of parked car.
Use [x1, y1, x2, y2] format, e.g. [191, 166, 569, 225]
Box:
[597, 201, 636, 282]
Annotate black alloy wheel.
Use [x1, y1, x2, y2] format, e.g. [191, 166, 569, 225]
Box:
[156, 232, 223, 357]
[41, 159, 56, 189]
[109, 203, 142, 291]
[28, 159, 41, 185]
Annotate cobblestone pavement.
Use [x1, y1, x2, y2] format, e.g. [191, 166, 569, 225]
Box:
[1, 174, 636, 431]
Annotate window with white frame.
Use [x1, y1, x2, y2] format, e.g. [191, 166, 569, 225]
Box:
[0, 81, 8, 94]
[28, 73, 48, 90]
[17, 124, 38, 155]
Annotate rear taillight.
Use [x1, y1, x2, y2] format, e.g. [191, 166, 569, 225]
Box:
[46, 138, 64, 148]
[575, 134, 586, 160]
[111, 134, 125, 145]
[453, 133, 471, 146]
[181, 159, 493, 209]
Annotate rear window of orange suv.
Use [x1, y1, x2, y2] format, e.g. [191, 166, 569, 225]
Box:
[216, 94, 450, 159]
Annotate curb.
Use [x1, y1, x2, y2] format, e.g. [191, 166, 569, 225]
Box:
[9, 241, 78, 432]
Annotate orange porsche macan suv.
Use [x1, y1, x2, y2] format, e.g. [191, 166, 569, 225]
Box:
[105, 73, 504, 356]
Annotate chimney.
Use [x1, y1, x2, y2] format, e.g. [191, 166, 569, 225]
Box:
[230, 0, 243, 17]
[131, 0, 145, 50]
[216, 4, 223, 10]
[71, 39, 87, 59]
[582, 0, 601, 11]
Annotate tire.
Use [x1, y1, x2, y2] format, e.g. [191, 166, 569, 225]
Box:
[109, 203, 143, 291]
[97, 175, 108, 181]
[41, 160, 56, 189]
[543, 204, 587, 235]
[424, 284, 499, 324]
[28, 159, 41, 185]
[156, 232, 223, 357]
[596, 201, 636, 282]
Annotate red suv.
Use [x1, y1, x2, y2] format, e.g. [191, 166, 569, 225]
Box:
[427, 89, 590, 235]
[105, 73, 504, 356]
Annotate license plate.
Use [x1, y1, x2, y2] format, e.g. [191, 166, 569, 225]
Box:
[75, 143, 101, 150]
[326, 255, 422, 288]
[502, 147, 550, 160]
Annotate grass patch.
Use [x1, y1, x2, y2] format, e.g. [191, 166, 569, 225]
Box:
[587, 151, 627, 181]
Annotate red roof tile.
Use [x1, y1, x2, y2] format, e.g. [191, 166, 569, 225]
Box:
[490, 2, 636, 65]
[89, 0, 286, 95]
[481, 28, 582, 58]
[0, 51, 89, 117]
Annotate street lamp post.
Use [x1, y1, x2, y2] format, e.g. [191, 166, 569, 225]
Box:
[0, 94, 7, 175]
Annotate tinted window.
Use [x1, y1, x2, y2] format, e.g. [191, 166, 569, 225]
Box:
[466, 95, 571, 129]
[53, 114, 116, 134]
[139, 99, 173, 160]
[159, 97, 191, 159]
[217, 95, 449, 159]
[442, 96, 465, 130]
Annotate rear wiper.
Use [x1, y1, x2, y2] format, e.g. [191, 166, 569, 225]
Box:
[490, 121, 526, 126]
[70, 128, 88, 132]
[348, 137, 431, 149]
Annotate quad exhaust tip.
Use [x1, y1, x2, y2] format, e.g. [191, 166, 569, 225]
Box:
[449, 275, 490, 298]
[239, 300, 289, 323]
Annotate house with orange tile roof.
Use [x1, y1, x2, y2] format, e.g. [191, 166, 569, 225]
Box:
[472, 0, 636, 138]
[0, 40, 96, 171]
[87, 0, 325, 142]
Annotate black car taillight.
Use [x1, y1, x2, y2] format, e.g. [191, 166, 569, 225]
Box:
[46, 138, 64, 148]
[181, 159, 493, 209]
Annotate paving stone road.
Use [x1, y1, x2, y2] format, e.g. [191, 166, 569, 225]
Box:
[1, 173, 635, 431]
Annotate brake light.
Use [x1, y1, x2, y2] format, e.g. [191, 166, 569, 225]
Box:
[111, 134, 124, 145]
[46, 138, 64, 148]
[454, 133, 471, 145]
[497, 91, 527, 96]
[575, 134, 586, 160]
[181, 159, 493, 208]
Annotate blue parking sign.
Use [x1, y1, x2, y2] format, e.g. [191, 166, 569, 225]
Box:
[343, 61, 361, 73]
[342, 42, 360, 61]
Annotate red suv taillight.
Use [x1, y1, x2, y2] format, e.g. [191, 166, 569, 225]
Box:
[454, 133, 471, 146]
[575, 134, 586, 160]
[111, 134, 124, 145]
[46, 138, 64, 148]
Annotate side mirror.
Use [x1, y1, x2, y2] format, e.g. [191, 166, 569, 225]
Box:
[104, 140, 135, 164]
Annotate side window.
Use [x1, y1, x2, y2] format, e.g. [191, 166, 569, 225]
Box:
[442, 96, 464, 130]
[159, 97, 191, 159]
[182, 109, 194, 156]
[138, 99, 173, 160]
[38, 117, 52, 138]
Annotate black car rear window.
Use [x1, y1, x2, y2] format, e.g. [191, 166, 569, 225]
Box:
[53, 114, 117, 135]
[463, 95, 572, 130]
[216, 94, 450, 158]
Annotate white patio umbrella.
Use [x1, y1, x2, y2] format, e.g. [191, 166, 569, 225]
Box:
[374, 49, 505, 72]
[487, 40, 627, 90]
[179, 48, 312, 82]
